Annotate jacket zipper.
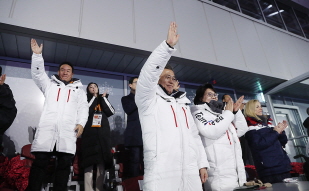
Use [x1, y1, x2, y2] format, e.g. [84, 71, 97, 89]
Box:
[170, 105, 178, 127]
[226, 130, 232, 145]
[57, 88, 61, 101]
[182, 107, 189, 129]
[67, 89, 71, 102]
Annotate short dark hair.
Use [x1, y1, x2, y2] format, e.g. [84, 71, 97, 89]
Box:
[165, 64, 173, 71]
[193, 83, 216, 105]
[58, 62, 74, 73]
[222, 94, 229, 102]
[128, 76, 138, 84]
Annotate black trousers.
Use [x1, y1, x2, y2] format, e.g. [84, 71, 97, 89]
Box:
[27, 151, 74, 191]
[127, 146, 144, 177]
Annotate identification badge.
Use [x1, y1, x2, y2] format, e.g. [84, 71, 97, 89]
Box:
[92, 113, 102, 127]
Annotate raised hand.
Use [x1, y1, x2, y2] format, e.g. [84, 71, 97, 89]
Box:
[166, 22, 179, 47]
[240, 103, 246, 111]
[233, 95, 244, 112]
[282, 120, 288, 129]
[225, 99, 233, 112]
[0, 74, 6, 85]
[31, 38, 43, 54]
[102, 90, 108, 97]
[273, 123, 282, 134]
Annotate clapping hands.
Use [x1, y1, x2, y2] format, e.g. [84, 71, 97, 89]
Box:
[225, 95, 245, 113]
[225, 99, 234, 112]
[274, 120, 288, 134]
[233, 96, 244, 112]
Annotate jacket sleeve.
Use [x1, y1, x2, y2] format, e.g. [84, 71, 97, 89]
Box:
[100, 96, 115, 118]
[245, 128, 280, 150]
[135, 41, 176, 114]
[188, 111, 209, 169]
[192, 107, 235, 140]
[233, 110, 249, 137]
[31, 53, 50, 93]
[121, 96, 137, 115]
[76, 88, 89, 127]
[278, 131, 288, 146]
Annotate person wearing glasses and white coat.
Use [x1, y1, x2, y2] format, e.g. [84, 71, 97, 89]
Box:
[135, 22, 209, 191]
[191, 84, 248, 191]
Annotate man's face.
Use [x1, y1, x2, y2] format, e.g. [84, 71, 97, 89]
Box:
[129, 78, 138, 92]
[223, 95, 232, 102]
[159, 69, 176, 94]
[58, 64, 73, 82]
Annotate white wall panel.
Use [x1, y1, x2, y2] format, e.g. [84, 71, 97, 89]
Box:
[0, 0, 12, 18]
[203, 4, 246, 70]
[254, 22, 292, 79]
[81, 0, 134, 48]
[134, 0, 175, 54]
[294, 38, 309, 72]
[173, 0, 216, 64]
[231, 14, 271, 76]
[5, 0, 81, 37]
[277, 32, 307, 79]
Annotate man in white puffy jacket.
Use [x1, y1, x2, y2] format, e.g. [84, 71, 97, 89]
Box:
[27, 39, 88, 191]
[135, 22, 209, 191]
[191, 84, 248, 191]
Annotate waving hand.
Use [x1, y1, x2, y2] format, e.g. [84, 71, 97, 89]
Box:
[166, 22, 179, 47]
[31, 38, 43, 54]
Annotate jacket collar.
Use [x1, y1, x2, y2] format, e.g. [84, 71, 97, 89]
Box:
[129, 92, 135, 98]
[246, 116, 273, 131]
[192, 103, 221, 116]
[51, 75, 83, 87]
[156, 85, 190, 104]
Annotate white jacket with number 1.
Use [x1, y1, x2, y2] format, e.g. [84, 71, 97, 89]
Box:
[136, 41, 209, 191]
[191, 103, 248, 191]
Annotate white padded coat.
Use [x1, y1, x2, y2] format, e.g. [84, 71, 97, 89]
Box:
[191, 103, 248, 191]
[135, 41, 209, 191]
[31, 53, 88, 155]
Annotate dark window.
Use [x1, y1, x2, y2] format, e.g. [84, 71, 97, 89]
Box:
[258, 0, 285, 29]
[238, 0, 264, 21]
[212, 0, 240, 11]
[276, 2, 304, 36]
[294, 10, 309, 38]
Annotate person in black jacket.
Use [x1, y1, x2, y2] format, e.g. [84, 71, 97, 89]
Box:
[244, 99, 291, 183]
[81, 82, 115, 191]
[121, 76, 143, 177]
[0, 71, 17, 146]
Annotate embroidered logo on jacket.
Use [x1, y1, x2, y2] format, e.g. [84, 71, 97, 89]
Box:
[195, 112, 224, 125]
